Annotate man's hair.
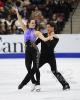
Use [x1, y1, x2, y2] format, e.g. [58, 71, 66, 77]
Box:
[47, 21, 55, 28]
[47, 21, 57, 33]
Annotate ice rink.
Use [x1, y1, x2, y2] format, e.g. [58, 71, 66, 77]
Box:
[0, 58, 80, 100]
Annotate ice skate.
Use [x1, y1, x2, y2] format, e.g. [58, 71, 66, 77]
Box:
[35, 85, 41, 92]
[18, 83, 25, 90]
[31, 84, 36, 92]
[63, 84, 70, 90]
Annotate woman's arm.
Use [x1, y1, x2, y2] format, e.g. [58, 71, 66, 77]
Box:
[35, 31, 53, 42]
[12, 7, 26, 32]
[35, 38, 41, 45]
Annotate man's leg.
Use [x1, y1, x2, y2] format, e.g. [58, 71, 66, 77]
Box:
[30, 55, 46, 91]
[35, 55, 46, 85]
[48, 58, 70, 90]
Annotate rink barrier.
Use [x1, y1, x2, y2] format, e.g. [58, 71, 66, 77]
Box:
[0, 53, 80, 58]
[0, 34, 80, 58]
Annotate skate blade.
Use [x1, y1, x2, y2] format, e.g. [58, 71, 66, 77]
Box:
[35, 89, 41, 92]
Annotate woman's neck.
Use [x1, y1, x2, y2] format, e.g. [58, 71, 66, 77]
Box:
[29, 28, 34, 29]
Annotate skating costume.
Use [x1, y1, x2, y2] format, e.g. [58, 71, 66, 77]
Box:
[35, 33, 70, 90]
[18, 28, 40, 89]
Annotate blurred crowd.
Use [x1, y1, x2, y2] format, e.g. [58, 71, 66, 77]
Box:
[0, 0, 79, 35]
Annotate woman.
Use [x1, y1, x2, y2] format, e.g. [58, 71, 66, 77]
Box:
[13, 7, 53, 91]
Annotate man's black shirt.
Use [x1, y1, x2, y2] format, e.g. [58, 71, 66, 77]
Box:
[35, 34, 59, 57]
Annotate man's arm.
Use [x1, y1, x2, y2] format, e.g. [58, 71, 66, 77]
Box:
[53, 37, 59, 48]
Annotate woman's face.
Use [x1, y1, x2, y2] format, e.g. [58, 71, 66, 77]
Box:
[28, 20, 36, 28]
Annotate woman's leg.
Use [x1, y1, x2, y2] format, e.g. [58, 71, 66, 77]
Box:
[18, 48, 36, 89]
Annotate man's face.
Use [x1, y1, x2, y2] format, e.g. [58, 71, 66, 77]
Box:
[47, 24, 54, 33]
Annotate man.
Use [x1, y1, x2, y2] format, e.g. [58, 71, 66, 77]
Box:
[34, 21, 70, 90]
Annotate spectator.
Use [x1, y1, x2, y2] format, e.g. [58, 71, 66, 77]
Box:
[11, 22, 20, 34]
[0, 0, 77, 34]
[20, 6, 30, 19]
[30, 6, 42, 19]
[22, 0, 31, 6]
[0, 21, 6, 34]
[43, 0, 56, 19]
[30, 0, 45, 5]
[0, 0, 5, 8]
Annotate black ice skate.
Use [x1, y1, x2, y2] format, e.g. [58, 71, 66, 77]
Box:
[63, 84, 70, 90]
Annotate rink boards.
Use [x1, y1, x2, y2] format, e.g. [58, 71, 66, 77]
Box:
[0, 34, 80, 58]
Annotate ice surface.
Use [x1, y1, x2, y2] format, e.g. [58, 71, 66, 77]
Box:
[0, 58, 80, 100]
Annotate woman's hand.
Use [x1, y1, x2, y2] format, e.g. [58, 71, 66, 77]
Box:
[12, 7, 18, 13]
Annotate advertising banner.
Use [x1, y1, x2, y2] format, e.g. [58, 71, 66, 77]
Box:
[0, 34, 80, 58]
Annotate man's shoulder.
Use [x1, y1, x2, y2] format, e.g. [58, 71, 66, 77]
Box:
[53, 36, 59, 41]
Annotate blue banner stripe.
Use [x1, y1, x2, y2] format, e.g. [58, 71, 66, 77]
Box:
[0, 53, 80, 58]
[55, 53, 80, 58]
[0, 53, 25, 59]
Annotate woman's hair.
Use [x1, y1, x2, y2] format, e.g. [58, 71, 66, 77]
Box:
[27, 18, 37, 29]
[27, 18, 32, 24]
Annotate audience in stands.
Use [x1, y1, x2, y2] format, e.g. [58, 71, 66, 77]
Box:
[0, 0, 78, 35]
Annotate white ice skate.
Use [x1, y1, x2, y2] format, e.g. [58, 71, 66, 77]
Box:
[35, 85, 41, 92]
[31, 84, 36, 92]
